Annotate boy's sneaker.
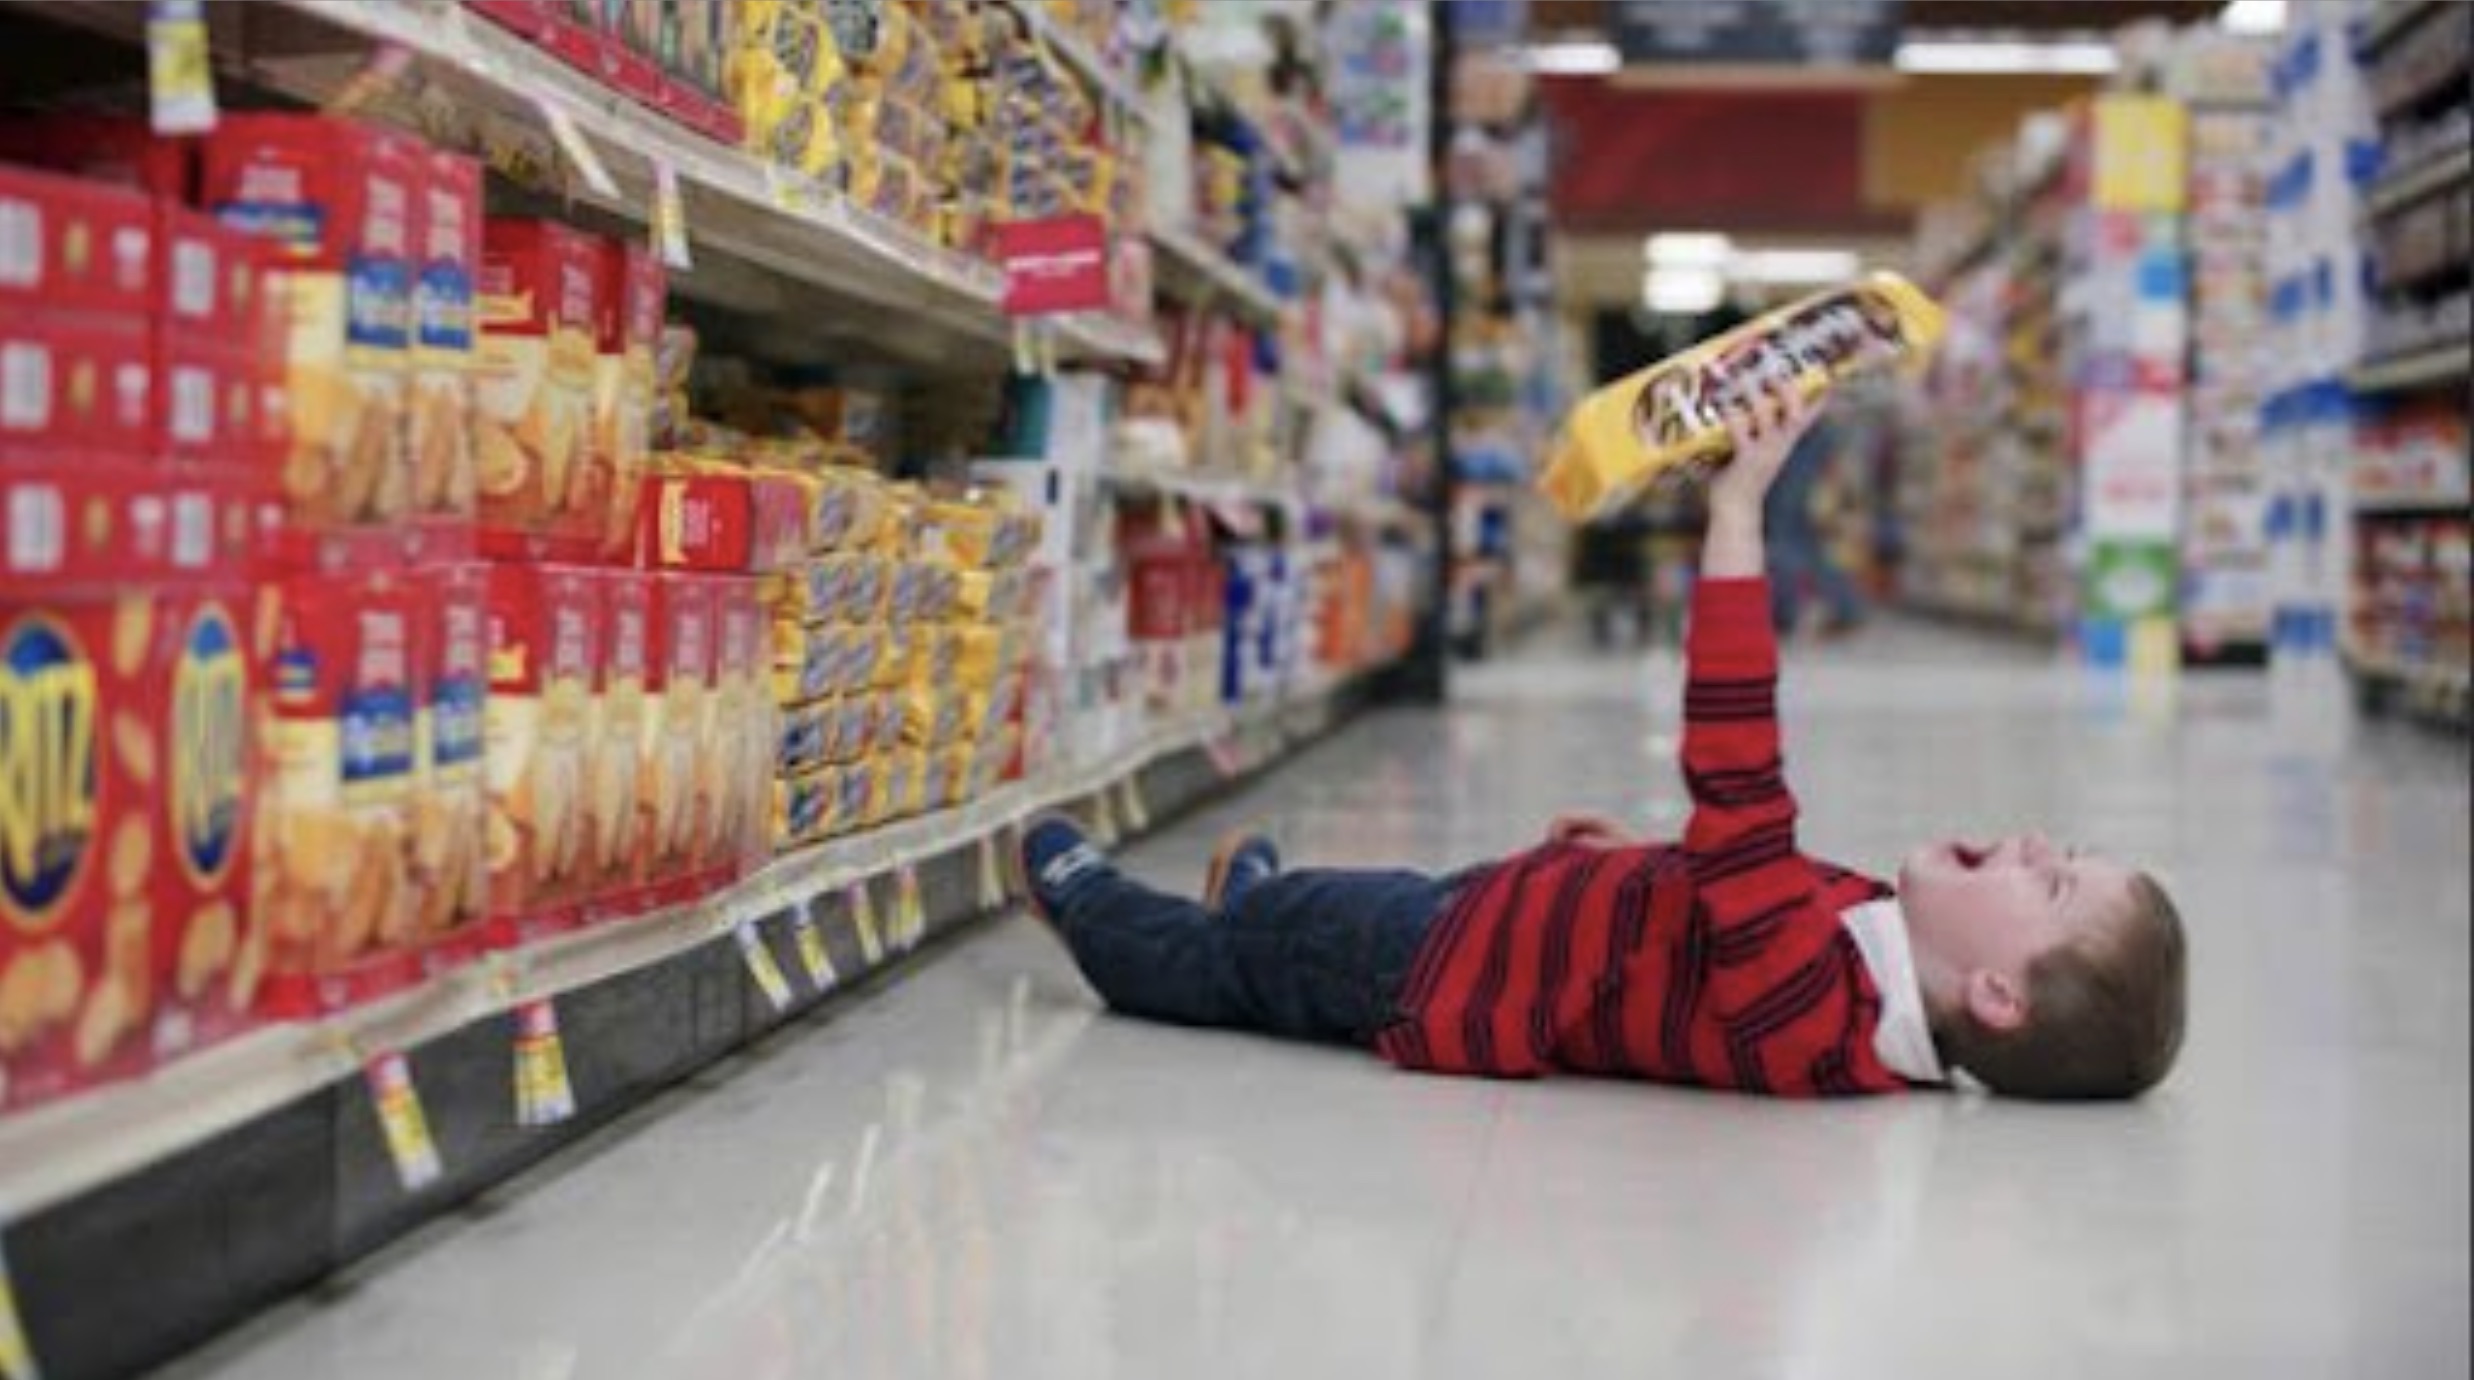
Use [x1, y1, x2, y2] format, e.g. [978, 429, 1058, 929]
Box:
[1018, 813, 1112, 929]
[1204, 829, 1281, 914]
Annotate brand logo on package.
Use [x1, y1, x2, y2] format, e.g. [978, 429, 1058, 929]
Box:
[998, 215, 1111, 317]
[172, 604, 246, 886]
[1, 616, 98, 925]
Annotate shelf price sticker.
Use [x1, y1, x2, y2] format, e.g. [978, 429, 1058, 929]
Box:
[846, 882, 884, 967]
[147, 1, 217, 136]
[364, 1050, 443, 1194]
[653, 160, 693, 272]
[1090, 787, 1120, 847]
[534, 94, 618, 199]
[893, 865, 926, 952]
[1119, 776, 1151, 833]
[736, 922, 795, 1014]
[512, 999, 577, 1129]
[0, 1235, 35, 1380]
[976, 835, 1008, 911]
[792, 911, 839, 992]
[325, 42, 413, 117]
[1204, 736, 1243, 779]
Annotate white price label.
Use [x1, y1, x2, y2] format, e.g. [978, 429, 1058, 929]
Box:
[0, 1235, 35, 1380]
[653, 160, 693, 271]
[147, 0, 218, 136]
[364, 1050, 443, 1193]
[7, 483, 63, 575]
[535, 96, 618, 198]
[512, 999, 576, 1128]
[976, 835, 1008, 910]
[0, 198, 36, 291]
[3, 343, 52, 433]
[846, 883, 884, 966]
[793, 913, 839, 991]
[1119, 776, 1150, 833]
[893, 865, 926, 951]
[736, 923, 794, 1013]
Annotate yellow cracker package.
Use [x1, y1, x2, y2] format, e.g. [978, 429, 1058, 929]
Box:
[898, 686, 965, 747]
[1540, 272, 1945, 522]
[774, 763, 841, 848]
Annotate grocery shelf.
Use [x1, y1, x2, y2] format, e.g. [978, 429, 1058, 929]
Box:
[1149, 224, 1284, 326]
[2364, 146, 2474, 220]
[998, 0, 1157, 131]
[0, 679, 1367, 1222]
[2346, 340, 2474, 394]
[2362, 0, 2449, 55]
[23, 0, 1163, 373]
[2354, 490, 2474, 515]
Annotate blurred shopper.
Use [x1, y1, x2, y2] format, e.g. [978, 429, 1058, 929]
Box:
[1767, 413, 1866, 637]
[1572, 504, 1656, 649]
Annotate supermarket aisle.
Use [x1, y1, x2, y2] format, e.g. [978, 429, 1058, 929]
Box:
[160, 621, 2470, 1380]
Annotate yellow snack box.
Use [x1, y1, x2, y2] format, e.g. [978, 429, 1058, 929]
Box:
[1540, 271, 1944, 522]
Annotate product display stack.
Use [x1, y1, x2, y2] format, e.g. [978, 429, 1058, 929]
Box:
[2340, 0, 2471, 728]
[2171, 30, 2278, 666]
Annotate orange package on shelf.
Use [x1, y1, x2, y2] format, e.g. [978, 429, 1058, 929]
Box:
[483, 563, 602, 936]
[638, 572, 717, 903]
[479, 219, 605, 559]
[256, 569, 426, 1014]
[201, 115, 421, 542]
[595, 240, 667, 563]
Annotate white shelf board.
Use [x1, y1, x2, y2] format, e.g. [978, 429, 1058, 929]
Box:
[1148, 225, 1283, 326]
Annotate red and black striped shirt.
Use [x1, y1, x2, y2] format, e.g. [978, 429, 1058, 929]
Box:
[1373, 578, 1906, 1097]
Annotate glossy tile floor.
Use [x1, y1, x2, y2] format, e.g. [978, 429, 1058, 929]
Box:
[161, 620, 2471, 1380]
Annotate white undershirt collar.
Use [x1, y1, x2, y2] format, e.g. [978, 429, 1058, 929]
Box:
[1839, 898, 1948, 1086]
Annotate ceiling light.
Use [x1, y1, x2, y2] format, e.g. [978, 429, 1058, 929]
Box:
[1893, 39, 2119, 75]
[1643, 266, 1724, 314]
[1645, 232, 1734, 268]
[1729, 249, 1863, 283]
[2219, 0, 2287, 34]
[1526, 40, 1619, 76]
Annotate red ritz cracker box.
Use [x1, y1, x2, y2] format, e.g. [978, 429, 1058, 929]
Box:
[0, 567, 266, 1108]
[478, 219, 604, 558]
[0, 464, 263, 589]
[639, 572, 715, 899]
[256, 569, 427, 1014]
[484, 563, 601, 933]
[412, 151, 482, 533]
[585, 567, 652, 912]
[638, 470, 810, 572]
[412, 562, 491, 954]
[594, 239, 666, 562]
[0, 162, 153, 322]
[202, 114, 418, 535]
[2, 310, 154, 464]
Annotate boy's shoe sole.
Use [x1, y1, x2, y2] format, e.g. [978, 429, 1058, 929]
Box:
[1203, 828, 1280, 912]
[1017, 811, 1105, 930]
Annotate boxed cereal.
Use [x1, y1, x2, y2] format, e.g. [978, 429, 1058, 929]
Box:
[202, 114, 419, 531]
[258, 569, 422, 1008]
[639, 572, 716, 889]
[484, 563, 600, 928]
[412, 150, 483, 528]
[589, 568, 653, 906]
[595, 239, 666, 561]
[478, 219, 603, 551]
[410, 562, 489, 944]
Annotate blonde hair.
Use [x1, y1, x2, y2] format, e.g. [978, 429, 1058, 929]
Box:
[1939, 873, 2187, 1099]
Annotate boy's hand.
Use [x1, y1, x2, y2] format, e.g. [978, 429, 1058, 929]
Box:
[1705, 378, 1821, 520]
[1547, 813, 1637, 849]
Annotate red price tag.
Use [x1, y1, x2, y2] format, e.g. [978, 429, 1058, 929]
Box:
[998, 215, 1112, 317]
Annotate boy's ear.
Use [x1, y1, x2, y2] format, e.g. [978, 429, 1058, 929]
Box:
[1964, 970, 2029, 1034]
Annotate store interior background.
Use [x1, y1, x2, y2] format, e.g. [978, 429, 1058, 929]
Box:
[0, 1, 2464, 1377]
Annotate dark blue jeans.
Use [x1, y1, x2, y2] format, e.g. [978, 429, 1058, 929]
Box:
[1049, 865, 1455, 1047]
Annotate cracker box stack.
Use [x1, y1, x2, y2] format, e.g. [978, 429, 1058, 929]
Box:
[0, 157, 276, 1109]
[768, 463, 902, 850]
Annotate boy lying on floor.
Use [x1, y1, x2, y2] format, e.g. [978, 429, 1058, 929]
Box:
[1017, 384, 2187, 1099]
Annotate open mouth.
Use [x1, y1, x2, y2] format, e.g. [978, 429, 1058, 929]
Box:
[1952, 841, 1990, 870]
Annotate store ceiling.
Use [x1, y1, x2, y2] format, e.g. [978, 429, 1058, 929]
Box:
[1526, 0, 2229, 39]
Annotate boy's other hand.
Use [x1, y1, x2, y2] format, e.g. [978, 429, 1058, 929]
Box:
[1547, 813, 1638, 849]
[1705, 378, 1821, 519]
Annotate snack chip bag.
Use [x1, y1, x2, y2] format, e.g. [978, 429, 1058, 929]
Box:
[1539, 271, 1945, 522]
